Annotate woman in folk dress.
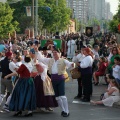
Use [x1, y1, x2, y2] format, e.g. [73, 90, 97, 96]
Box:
[5, 55, 36, 117]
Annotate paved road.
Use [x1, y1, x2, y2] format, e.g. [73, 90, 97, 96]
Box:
[0, 74, 120, 120]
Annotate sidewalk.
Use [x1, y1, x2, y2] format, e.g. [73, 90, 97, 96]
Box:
[91, 79, 120, 108]
[67, 70, 120, 108]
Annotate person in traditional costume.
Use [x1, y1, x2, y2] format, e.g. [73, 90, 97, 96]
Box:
[4, 55, 36, 117]
[79, 48, 94, 102]
[0, 51, 13, 105]
[33, 62, 58, 111]
[29, 48, 58, 111]
[72, 47, 85, 99]
[35, 47, 75, 117]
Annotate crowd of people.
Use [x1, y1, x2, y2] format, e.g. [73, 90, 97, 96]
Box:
[0, 32, 120, 117]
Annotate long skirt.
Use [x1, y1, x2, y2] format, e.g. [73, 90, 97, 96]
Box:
[34, 75, 58, 108]
[9, 78, 36, 111]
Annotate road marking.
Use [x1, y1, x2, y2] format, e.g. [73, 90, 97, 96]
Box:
[72, 100, 90, 105]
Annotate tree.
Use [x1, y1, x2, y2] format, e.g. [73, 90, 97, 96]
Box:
[39, 0, 71, 32]
[9, 0, 71, 33]
[8, 0, 46, 33]
[109, 1, 120, 33]
[0, 2, 18, 39]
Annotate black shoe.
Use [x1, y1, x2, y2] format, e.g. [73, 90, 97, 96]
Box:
[61, 111, 65, 116]
[13, 111, 22, 116]
[62, 112, 70, 117]
[94, 82, 99, 86]
[81, 98, 90, 102]
[74, 96, 82, 99]
[24, 113, 33, 117]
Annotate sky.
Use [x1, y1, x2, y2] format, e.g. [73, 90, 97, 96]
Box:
[106, 0, 119, 15]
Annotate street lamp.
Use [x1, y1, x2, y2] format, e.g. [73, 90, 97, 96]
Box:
[35, 0, 38, 36]
[56, 0, 58, 32]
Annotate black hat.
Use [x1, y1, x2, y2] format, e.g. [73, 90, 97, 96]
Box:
[42, 46, 48, 51]
[35, 41, 39, 45]
[56, 32, 59, 35]
[81, 45, 87, 48]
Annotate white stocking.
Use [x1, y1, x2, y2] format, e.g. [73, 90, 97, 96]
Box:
[56, 97, 65, 112]
[5, 94, 11, 106]
[60, 96, 69, 114]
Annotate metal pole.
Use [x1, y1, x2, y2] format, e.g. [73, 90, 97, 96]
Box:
[56, 0, 58, 31]
[32, 0, 34, 37]
[35, 0, 38, 36]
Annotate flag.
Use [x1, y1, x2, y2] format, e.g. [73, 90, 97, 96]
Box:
[26, 6, 31, 17]
[85, 27, 93, 37]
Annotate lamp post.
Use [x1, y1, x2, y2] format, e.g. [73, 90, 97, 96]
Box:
[56, 0, 58, 32]
[32, 0, 34, 37]
[35, 0, 38, 36]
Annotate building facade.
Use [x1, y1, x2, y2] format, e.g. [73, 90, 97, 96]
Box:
[66, 0, 88, 23]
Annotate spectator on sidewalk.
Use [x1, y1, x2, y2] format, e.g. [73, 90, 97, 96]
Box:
[91, 78, 120, 107]
[0, 40, 5, 52]
[93, 57, 108, 86]
[112, 56, 120, 84]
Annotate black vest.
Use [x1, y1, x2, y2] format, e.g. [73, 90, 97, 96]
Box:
[0, 57, 12, 79]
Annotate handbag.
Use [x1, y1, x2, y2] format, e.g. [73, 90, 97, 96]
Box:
[70, 67, 81, 79]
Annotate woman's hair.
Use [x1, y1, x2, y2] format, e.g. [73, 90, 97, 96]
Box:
[15, 56, 22, 62]
[114, 56, 120, 62]
[24, 55, 31, 63]
[107, 74, 115, 79]
[13, 51, 20, 56]
[112, 46, 120, 55]
[110, 79, 120, 90]
[83, 47, 94, 58]
[100, 56, 106, 62]
[0, 52, 2, 57]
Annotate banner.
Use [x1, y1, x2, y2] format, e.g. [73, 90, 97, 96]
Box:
[85, 27, 93, 37]
[40, 39, 62, 49]
[26, 6, 31, 17]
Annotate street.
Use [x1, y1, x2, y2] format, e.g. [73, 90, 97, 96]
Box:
[0, 74, 120, 120]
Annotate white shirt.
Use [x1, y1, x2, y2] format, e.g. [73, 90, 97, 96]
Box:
[107, 53, 113, 62]
[35, 51, 45, 63]
[92, 49, 99, 59]
[113, 65, 120, 79]
[80, 56, 93, 68]
[37, 56, 74, 74]
[9, 61, 18, 72]
[76, 53, 85, 62]
[16, 61, 22, 67]
[72, 53, 85, 63]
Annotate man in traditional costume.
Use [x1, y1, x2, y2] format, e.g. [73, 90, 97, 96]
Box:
[36, 47, 75, 117]
[0, 51, 13, 105]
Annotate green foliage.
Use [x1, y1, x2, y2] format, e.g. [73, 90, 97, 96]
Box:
[0, 2, 18, 39]
[87, 18, 100, 26]
[39, 0, 71, 32]
[9, 0, 71, 33]
[109, 1, 120, 33]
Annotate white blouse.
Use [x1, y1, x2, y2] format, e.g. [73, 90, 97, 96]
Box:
[80, 56, 93, 68]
